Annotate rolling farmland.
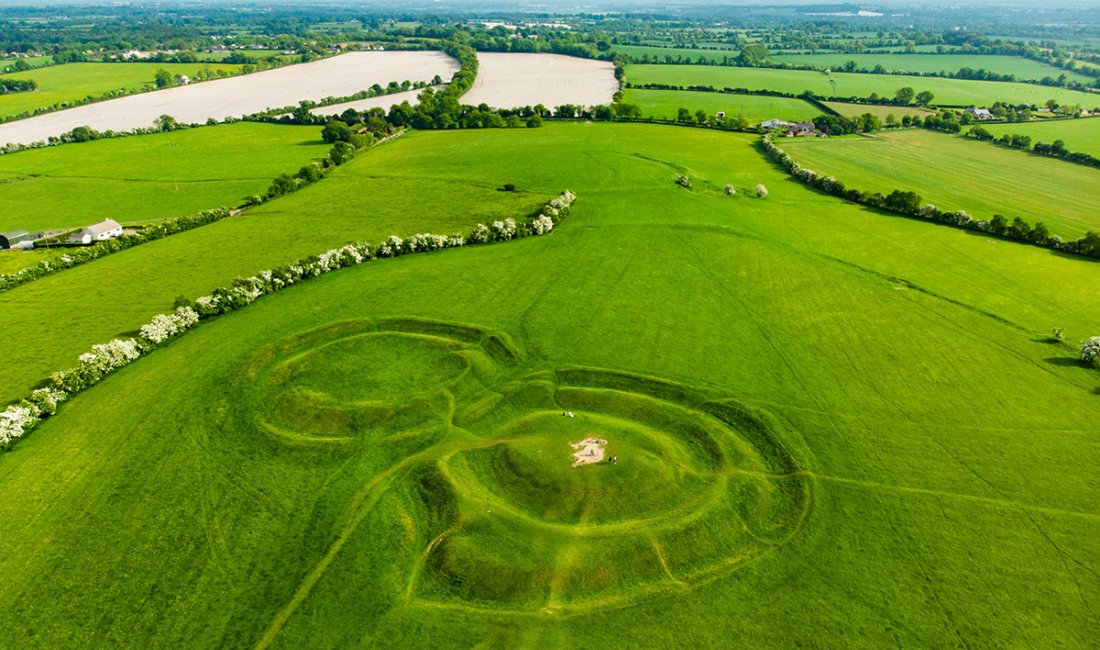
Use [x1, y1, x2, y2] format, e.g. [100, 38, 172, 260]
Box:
[0, 123, 1096, 647]
[624, 88, 820, 122]
[781, 128, 1100, 237]
[627, 64, 1100, 107]
[983, 117, 1100, 157]
[462, 53, 618, 108]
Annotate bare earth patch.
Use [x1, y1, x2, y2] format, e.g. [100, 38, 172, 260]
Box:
[461, 53, 617, 109]
[571, 437, 608, 468]
[0, 52, 458, 146]
[310, 86, 446, 117]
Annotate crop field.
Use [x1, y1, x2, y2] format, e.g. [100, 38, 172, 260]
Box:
[823, 101, 934, 120]
[312, 87, 439, 116]
[462, 53, 618, 108]
[770, 53, 1094, 82]
[627, 64, 1100, 108]
[781, 128, 1100, 238]
[983, 117, 1100, 157]
[624, 88, 820, 122]
[0, 62, 244, 118]
[0, 122, 331, 232]
[0, 123, 1096, 647]
[0, 52, 459, 146]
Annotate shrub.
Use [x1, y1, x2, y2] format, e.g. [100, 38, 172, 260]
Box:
[1081, 337, 1100, 367]
[724, 184, 736, 196]
[756, 184, 768, 198]
[676, 176, 692, 189]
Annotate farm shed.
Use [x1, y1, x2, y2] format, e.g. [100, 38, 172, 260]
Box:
[0, 229, 34, 249]
[69, 219, 123, 245]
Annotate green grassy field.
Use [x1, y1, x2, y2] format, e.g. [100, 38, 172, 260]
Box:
[612, 44, 738, 63]
[0, 122, 332, 233]
[628, 64, 1100, 108]
[624, 88, 820, 122]
[0, 62, 243, 117]
[983, 118, 1100, 157]
[771, 53, 1094, 83]
[0, 123, 1097, 647]
[824, 101, 934, 120]
[196, 49, 302, 63]
[0, 55, 53, 72]
[781, 128, 1100, 238]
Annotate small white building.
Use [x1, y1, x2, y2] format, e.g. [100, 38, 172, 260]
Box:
[760, 119, 790, 129]
[965, 106, 993, 120]
[69, 219, 122, 245]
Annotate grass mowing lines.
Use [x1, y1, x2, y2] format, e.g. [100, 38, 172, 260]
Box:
[781, 128, 1100, 238]
[627, 64, 1100, 108]
[623, 88, 821, 122]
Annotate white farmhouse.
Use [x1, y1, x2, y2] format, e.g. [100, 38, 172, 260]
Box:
[965, 106, 993, 120]
[760, 119, 790, 129]
[69, 219, 123, 245]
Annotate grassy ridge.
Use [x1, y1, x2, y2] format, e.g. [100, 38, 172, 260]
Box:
[624, 88, 821, 122]
[0, 123, 1096, 647]
[627, 64, 1100, 107]
[984, 118, 1100, 157]
[782, 128, 1100, 237]
[0, 62, 243, 118]
[0, 122, 332, 232]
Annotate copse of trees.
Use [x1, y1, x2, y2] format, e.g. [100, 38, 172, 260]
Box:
[761, 132, 1100, 260]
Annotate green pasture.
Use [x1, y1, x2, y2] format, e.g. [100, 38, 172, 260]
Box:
[823, 101, 934, 120]
[984, 117, 1100, 157]
[782, 128, 1100, 238]
[627, 64, 1100, 108]
[196, 49, 301, 63]
[0, 62, 243, 118]
[0, 55, 52, 72]
[0, 123, 1096, 648]
[0, 122, 332, 233]
[771, 53, 1094, 83]
[624, 88, 820, 122]
[612, 44, 738, 63]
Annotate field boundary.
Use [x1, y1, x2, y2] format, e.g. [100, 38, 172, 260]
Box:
[0, 191, 576, 451]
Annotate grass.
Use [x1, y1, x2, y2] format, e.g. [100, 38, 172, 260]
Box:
[627, 64, 1100, 108]
[624, 88, 821, 122]
[770, 53, 1095, 83]
[0, 55, 53, 72]
[0, 123, 1097, 647]
[983, 117, 1100, 157]
[824, 101, 934, 120]
[781, 128, 1100, 238]
[612, 44, 738, 63]
[0, 62, 243, 118]
[0, 122, 332, 233]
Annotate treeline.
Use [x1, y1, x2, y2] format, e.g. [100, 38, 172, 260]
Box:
[0, 78, 35, 93]
[966, 126, 1100, 170]
[0, 190, 576, 451]
[761, 133, 1100, 260]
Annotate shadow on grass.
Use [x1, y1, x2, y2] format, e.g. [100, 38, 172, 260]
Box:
[1044, 357, 1080, 367]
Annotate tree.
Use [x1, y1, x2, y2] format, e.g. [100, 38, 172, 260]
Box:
[895, 87, 915, 104]
[155, 114, 177, 132]
[737, 43, 769, 66]
[526, 114, 543, 128]
[695, 109, 708, 125]
[321, 120, 352, 144]
[154, 69, 173, 88]
[1081, 336, 1100, 367]
[915, 90, 935, 106]
[676, 107, 691, 123]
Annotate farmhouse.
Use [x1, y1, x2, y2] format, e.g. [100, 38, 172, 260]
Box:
[0, 229, 35, 249]
[69, 219, 123, 245]
[786, 121, 817, 137]
[965, 106, 993, 120]
[761, 119, 790, 129]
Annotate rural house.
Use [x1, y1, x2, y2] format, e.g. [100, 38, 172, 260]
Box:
[69, 219, 123, 245]
[786, 121, 817, 137]
[965, 106, 993, 120]
[0, 229, 35, 249]
[760, 118, 790, 129]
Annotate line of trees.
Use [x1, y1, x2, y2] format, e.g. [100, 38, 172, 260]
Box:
[966, 126, 1100, 170]
[0, 78, 36, 93]
[0, 190, 576, 451]
[761, 133, 1100, 260]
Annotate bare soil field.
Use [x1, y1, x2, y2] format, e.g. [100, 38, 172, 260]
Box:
[310, 86, 444, 116]
[0, 52, 458, 146]
[461, 53, 617, 108]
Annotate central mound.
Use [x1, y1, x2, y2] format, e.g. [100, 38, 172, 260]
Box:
[232, 319, 815, 616]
